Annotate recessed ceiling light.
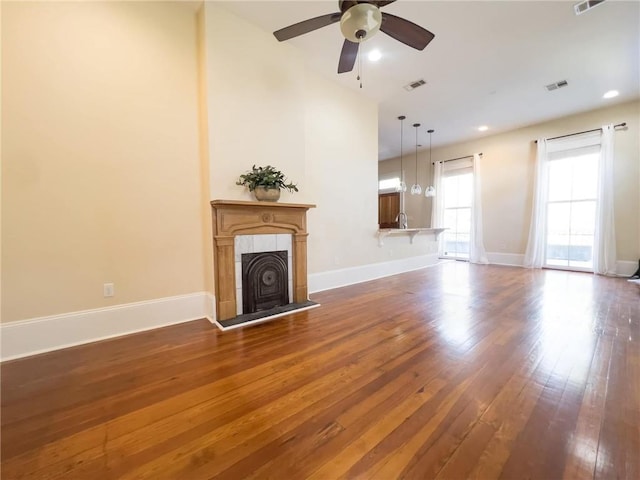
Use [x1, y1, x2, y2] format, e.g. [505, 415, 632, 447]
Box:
[478, 125, 489, 132]
[603, 90, 619, 99]
[368, 49, 382, 62]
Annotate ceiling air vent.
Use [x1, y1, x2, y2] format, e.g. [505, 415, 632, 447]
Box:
[545, 80, 568, 91]
[404, 79, 426, 91]
[574, 0, 606, 15]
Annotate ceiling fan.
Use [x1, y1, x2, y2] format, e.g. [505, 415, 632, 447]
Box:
[273, 1, 435, 74]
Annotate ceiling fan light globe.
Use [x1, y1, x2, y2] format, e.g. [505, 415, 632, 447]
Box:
[340, 3, 382, 43]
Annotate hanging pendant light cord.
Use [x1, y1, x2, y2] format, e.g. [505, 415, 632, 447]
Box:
[425, 129, 436, 197]
[398, 116, 405, 189]
[429, 130, 433, 179]
[413, 123, 420, 188]
[400, 118, 403, 182]
[409, 123, 421, 195]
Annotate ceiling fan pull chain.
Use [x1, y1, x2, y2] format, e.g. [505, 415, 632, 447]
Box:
[358, 45, 363, 88]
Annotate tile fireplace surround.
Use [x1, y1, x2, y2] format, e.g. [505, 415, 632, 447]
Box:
[210, 200, 316, 323]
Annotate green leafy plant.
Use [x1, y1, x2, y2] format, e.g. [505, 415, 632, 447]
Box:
[236, 165, 298, 193]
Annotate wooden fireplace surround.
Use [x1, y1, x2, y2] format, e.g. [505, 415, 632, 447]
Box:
[210, 200, 316, 321]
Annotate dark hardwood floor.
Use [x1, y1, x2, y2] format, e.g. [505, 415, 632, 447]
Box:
[1, 262, 638, 479]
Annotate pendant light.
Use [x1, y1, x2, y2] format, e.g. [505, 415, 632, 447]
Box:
[410, 123, 422, 195]
[424, 129, 436, 197]
[396, 116, 407, 192]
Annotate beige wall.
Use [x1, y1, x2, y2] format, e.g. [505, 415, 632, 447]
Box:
[196, 8, 214, 295]
[7, 1, 632, 329]
[2, 1, 435, 326]
[380, 100, 640, 261]
[1, 2, 207, 322]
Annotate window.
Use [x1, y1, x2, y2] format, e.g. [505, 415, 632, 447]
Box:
[378, 177, 400, 191]
[524, 126, 615, 274]
[442, 172, 472, 259]
[545, 152, 598, 269]
[438, 157, 475, 260]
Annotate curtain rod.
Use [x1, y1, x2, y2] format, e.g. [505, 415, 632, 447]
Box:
[534, 122, 626, 143]
[432, 153, 482, 165]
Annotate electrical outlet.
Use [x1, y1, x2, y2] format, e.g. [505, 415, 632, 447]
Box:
[103, 283, 114, 297]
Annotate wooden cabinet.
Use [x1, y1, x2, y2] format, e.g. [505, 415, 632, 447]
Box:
[378, 192, 400, 228]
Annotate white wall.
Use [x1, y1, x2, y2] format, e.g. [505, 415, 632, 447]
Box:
[201, 4, 306, 204]
[201, 4, 438, 278]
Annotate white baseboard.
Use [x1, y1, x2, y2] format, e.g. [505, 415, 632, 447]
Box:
[486, 252, 637, 276]
[617, 260, 639, 276]
[486, 252, 525, 267]
[4, 254, 634, 361]
[1, 292, 216, 362]
[309, 254, 440, 294]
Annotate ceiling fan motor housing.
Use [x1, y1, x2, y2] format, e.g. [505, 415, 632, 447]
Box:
[340, 3, 382, 42]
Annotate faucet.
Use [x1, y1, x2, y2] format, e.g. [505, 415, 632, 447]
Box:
[396, 212, 408, 229]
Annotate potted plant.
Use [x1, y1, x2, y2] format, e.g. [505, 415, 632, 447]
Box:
[236, 165, 298, 202]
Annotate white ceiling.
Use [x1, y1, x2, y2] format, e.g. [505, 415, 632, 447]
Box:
[219, 1, 639, 160]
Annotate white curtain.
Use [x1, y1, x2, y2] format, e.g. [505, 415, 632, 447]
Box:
[430, 161, 444, 255]
[593, 124, 617, 275]
[523, 138, 549, 268]
[470, 154, 489, 264]
[430, 161, 443, 228]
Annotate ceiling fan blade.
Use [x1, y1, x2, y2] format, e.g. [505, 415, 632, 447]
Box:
[338, 39, 359, 73]
[372, 1, 397, 7]
[341, 0, 395, 10]
[380, 12, 435, 50]
[273, 12, 342, 42]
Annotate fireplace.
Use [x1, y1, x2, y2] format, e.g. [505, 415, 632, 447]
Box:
[210, 200, 316, 326]
[242, 251, 289, 314]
